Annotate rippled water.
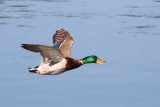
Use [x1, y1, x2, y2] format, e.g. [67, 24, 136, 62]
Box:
[0, 0, 160, 107]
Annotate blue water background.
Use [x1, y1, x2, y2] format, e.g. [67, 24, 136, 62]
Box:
[0, 0, 160, 107]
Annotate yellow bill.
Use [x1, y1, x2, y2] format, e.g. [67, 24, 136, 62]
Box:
[96, 58, 106, 64]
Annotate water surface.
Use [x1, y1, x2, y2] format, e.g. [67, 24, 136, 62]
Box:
[0, 0, 160, 107]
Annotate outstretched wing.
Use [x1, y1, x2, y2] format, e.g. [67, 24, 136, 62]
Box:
[21, 44, 64, 65]
[53, 28, 73, 58]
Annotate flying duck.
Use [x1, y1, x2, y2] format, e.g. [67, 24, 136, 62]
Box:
[21, 28, 105, 75]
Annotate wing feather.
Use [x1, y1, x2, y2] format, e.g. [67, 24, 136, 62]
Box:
[53, 28, 73, 58]
[21, 44, 64, 65]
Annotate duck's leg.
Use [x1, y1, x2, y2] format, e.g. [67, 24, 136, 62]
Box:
[28, 67, 40, 74]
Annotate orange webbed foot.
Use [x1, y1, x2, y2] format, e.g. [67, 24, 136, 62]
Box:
[34, 70, 41, 74]
[28, 69, 41, 74]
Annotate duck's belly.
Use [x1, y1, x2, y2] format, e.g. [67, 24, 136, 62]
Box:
[38, 60, 67, 75]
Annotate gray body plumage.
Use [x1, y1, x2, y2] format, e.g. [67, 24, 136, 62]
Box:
[21, 44, 67, 75]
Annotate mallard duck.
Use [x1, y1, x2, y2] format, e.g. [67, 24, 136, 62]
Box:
[21, 28, 105, 75]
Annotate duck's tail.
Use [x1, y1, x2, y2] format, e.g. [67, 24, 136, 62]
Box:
[28, 67, 40, 74]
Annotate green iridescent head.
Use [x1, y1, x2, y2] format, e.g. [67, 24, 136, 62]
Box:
[81, 55, 105, 64]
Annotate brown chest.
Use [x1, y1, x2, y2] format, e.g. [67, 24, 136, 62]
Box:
[65, 59, 82, 71]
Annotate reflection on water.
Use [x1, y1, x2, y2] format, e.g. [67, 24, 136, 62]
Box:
[135, 26, 156, 28]
[154, 15, 160, 18]
[130, 31, 160, 36]
[154, 0, 160, 2]
[17, 9, 35, 12]
[119, 14, 145, 17]
[0, 16, 12, 18]
[17, 24, 34, 27]
[54, 13, 94, 19]
[32, 0, 70, 2]
[0, 1, 4, 4]
[120, 14, 160, 19]
[7, 5, 30, 7]
[125, 6, 139, 8]
[0, 22, 6, 24]
[0, 0, 160, 107]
